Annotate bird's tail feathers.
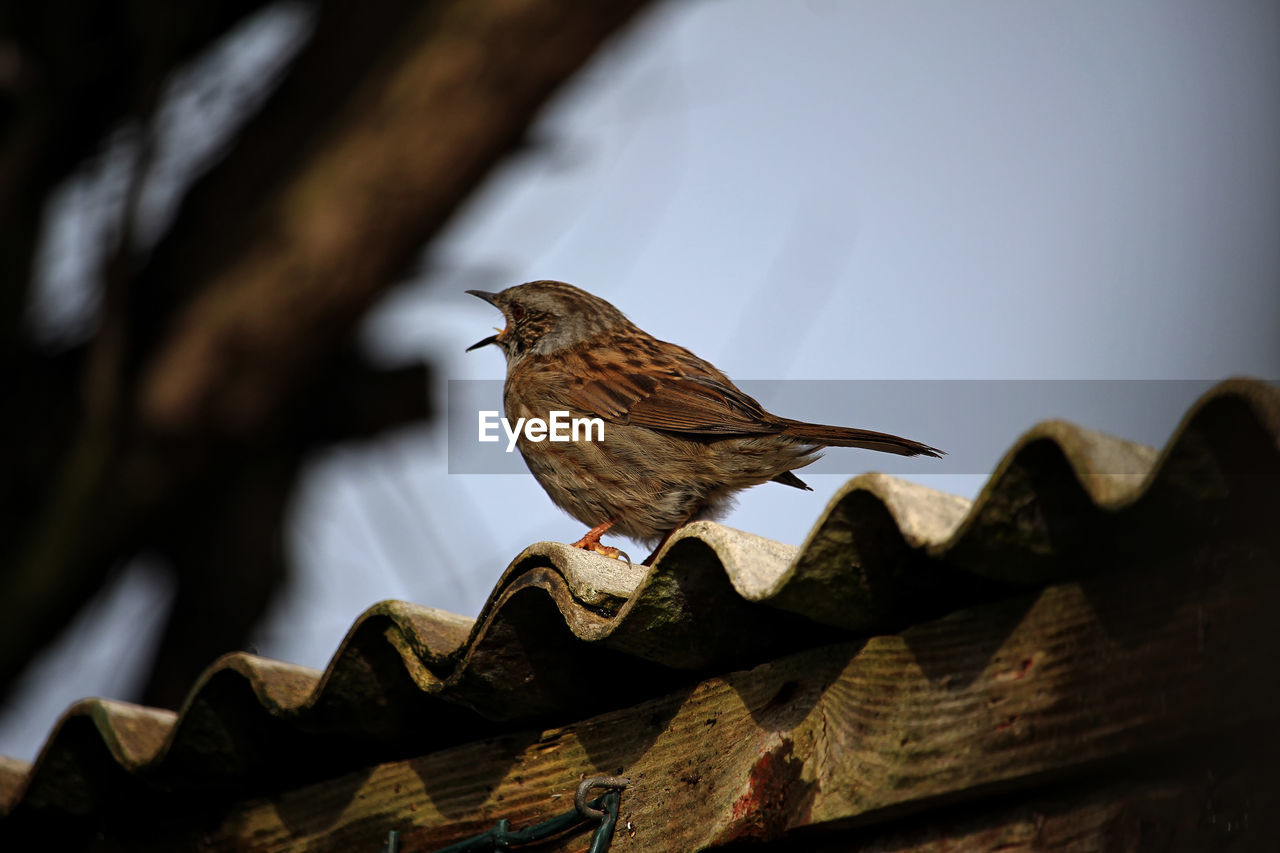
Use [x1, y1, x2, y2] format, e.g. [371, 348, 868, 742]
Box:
[779, 420, 944, 458]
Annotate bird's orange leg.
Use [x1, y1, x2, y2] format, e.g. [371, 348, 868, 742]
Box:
[642, 513, 696, 566]
[570, 519, 630, 563]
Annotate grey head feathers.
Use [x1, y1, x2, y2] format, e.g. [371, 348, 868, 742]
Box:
[466, 280, 633, 364]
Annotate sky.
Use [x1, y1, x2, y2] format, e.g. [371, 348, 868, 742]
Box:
[3, 0, 1278, 761]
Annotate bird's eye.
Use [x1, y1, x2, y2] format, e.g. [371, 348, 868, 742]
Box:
[511, 305, 526, 321]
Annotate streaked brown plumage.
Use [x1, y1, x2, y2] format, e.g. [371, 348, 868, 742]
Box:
[467, 281, 942, 563]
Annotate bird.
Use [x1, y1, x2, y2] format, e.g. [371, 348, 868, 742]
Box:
[466, 281, 942, 565]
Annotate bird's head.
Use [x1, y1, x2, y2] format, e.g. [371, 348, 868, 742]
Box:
[466, 280, 630, 364]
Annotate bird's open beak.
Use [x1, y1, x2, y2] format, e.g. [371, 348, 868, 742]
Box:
[466, 332, 500, 352]
[466, 290, 504, 352]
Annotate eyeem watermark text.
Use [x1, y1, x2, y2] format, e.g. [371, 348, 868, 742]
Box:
[479, 410, 605, 452]
[450, 378, 1250, 474]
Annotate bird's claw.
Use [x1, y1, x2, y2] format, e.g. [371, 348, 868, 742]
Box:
[570, 537, 631, 565]
[568, 520, 629, 564]
[591, 543, 630, 565]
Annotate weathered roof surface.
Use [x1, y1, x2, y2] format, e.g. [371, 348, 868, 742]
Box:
[0, 377, 1277, 844]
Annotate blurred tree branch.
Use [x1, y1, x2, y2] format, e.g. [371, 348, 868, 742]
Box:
[0, 0, 650, 709]
[0, 0, 275, 348]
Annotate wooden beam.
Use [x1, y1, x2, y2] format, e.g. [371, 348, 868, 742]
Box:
[759, 744, 1280, 851]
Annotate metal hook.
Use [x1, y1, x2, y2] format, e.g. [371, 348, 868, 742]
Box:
[575, 775, 629, 821]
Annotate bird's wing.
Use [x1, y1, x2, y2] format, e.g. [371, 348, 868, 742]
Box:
[563, 368, 785, 436]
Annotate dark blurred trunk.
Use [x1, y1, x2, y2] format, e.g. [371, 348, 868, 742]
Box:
[0, 0, 652, 709]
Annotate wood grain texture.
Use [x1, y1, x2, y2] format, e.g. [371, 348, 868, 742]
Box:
[199, 540, 1279, 851]
[760, 744, 1280, 852]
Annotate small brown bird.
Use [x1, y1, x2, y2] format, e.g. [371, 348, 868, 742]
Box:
[467, 281, 942, 564]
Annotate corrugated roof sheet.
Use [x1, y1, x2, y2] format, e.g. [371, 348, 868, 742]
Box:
[0, 377, 1277, 840]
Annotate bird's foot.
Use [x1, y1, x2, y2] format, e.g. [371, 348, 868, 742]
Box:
[577, 541, 632, 563]
[570, 520, 630, 564]
[641, 515, 695, 566]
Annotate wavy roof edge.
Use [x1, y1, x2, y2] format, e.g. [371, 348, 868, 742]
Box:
[1, 376, 1277, 819]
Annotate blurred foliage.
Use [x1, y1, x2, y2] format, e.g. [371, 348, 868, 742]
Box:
[0, 0, 648, 708]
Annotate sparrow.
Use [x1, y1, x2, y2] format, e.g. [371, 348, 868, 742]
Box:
[467, 281, 942, 564]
